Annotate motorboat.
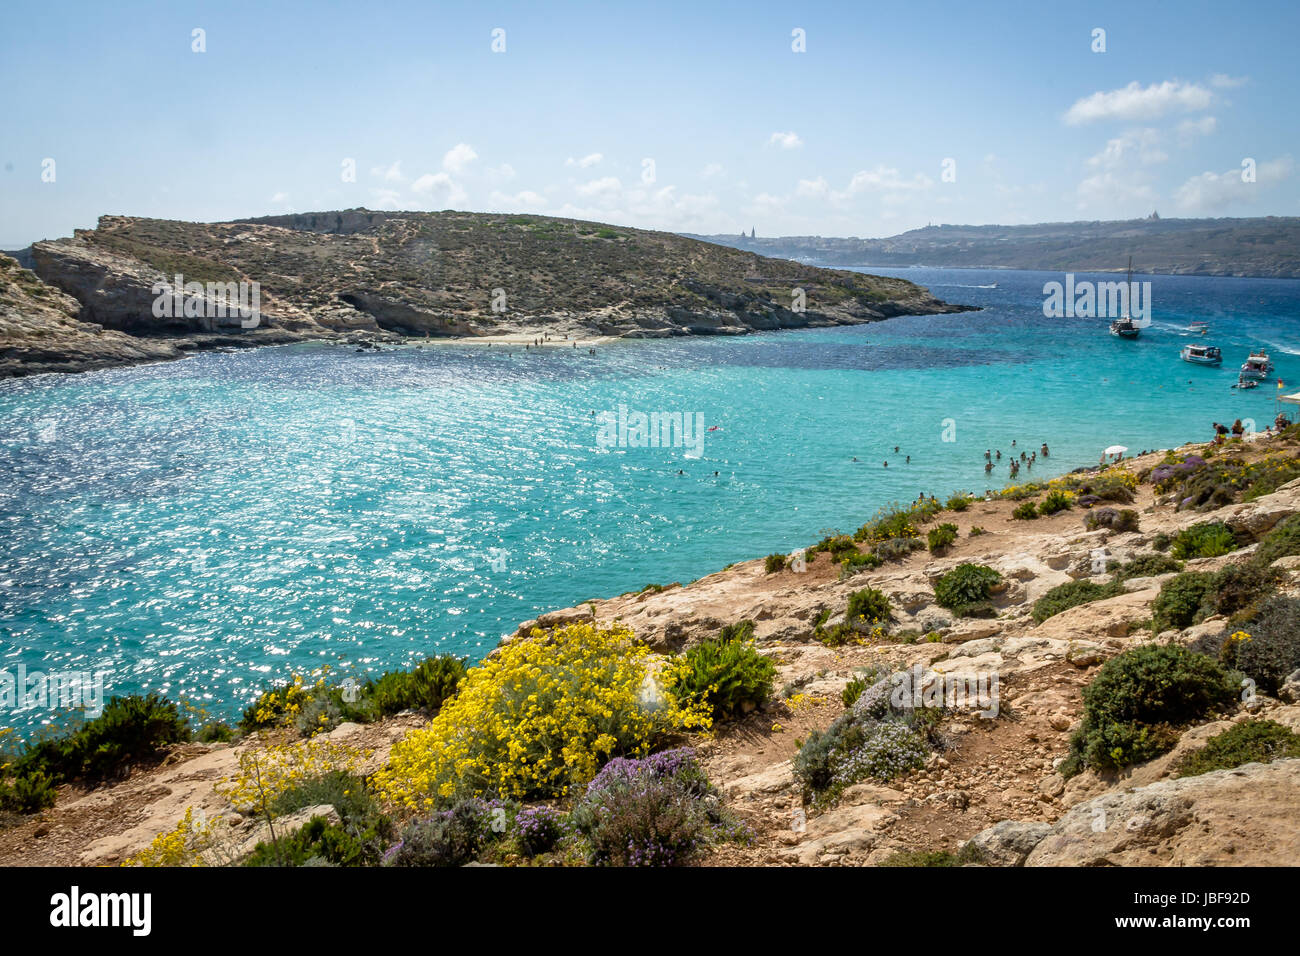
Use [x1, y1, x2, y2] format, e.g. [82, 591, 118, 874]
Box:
[1181, 343, 1222, 365]
[1240, 349, 1274, 380]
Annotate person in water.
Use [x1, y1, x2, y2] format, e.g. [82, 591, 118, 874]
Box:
[996, 450, 1001, 460]
[1041, 443, 1049, 457]
[985, 461, 994, 473]
[906, 455, 911, 464]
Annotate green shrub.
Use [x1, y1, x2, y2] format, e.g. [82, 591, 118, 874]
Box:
[764, 553, 787, 573]
[838, 550, 882, 578]
[1151, 572, 1217, 632]
[853, 504, 923, 545]
[1175, 719, 1300, 777]
[196, 722, 236, 743]
[1037, 490, 1073, 516]
[718, 619, 756, 643]
[792, 711, 928, 806]
[244, 815, 369, 867]
[1011, 501, 1039, 520]
[365, 655, 467, 718]
[1032, 579, 1121, 624]
[0, 768, 57, 815]
[873, 537, 926, 562]
[1170, 522, 1238, 559]
[14, 694, 190, 784]
[1252, 513, 1300, 566]
[1062, 645, 1238, 775]
[270, 770, 394, 864]
[1207, 563, 1282, 623]
[846, 587, 892, 628]
[1112, 552, 1184, 582]
[1208, 595, 1300, 695]
[879, 844, 986, 867]
[669, 631, 775, 721]
[945, 494, 972, 512]
[927, 522, 958, 554]
[1152, 532, 1172, 552]
[933, 563, 1002, 618]
[1083, 508, 1139, 532]
[969, 526, 987, 536]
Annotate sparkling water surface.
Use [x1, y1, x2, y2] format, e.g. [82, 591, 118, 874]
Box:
[2, 267, 1298, 725]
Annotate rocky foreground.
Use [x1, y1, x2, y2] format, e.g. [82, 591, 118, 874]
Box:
[1, 210, 971, 377]
[3, 434, 1299, 867]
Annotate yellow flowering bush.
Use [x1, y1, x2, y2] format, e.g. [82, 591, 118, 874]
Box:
[218, 739, 369, 815]
[121, 808, 214, 867]
[241, 672, 323, 731]
[375, 622, 711, 810]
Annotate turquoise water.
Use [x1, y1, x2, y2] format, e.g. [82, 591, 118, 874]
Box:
[2, 267, 1298, 726]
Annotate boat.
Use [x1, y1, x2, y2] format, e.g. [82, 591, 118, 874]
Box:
[1240, 349, 1274, 380]
[1189, 321, 1209, 335]
[1232, 375, 1259, 390]
[1109, 256, 1141, 339]
[1181, 344, 1222, 365]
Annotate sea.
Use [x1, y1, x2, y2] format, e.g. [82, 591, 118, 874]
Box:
[2, 266, 1298, 727]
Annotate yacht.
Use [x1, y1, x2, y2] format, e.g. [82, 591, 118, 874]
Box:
[1181, 343, 1222, 365]
[1109, 257, 1141, 339]
[1240, 350, 1274, 380]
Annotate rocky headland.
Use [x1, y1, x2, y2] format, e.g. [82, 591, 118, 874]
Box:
[1, 210, 973, 378]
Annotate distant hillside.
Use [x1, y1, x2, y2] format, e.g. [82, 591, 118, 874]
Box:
[687, 216, 1300, 278]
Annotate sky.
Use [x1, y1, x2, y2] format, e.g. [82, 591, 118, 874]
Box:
[2, 0, 1298, 246]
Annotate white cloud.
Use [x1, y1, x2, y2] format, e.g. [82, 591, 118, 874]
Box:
[843, 165, 934, 194]
[485, 163, 516, 183]
[488, 189, 546, 208]
[1074, 170, 1158, 212]
[767, 131, 803, 149]
[1173, 157, 1294, 214]
[1210, 73, 1248, 88]
[270, 191, 289, 204]
[575, 176, 622, 200]
[369, 187, 403, 210]
[1086, 128, 1167, 168]
[1177, 116, 1218, 145]
[701, 162, 724, 178]
[371, 160, 405, 183]
[795, 176, 830, 198]
[442, 143, 478, 174]
[412, 171, 468, 206]
[1064, 80, 1213, 125]
[565, 153, 604, 168]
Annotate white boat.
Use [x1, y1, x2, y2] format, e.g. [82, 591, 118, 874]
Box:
[1109, 257, 1142, 339]
[1240, 350, 1274, 380]
[1181, 344, 1222, 365]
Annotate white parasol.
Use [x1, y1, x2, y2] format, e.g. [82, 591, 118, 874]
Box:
[1103, 445, 1128, 456]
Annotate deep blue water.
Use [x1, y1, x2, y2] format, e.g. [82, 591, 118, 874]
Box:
[1, 267, 1298, 727]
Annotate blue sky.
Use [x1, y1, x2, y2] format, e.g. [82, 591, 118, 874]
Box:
[2, 0, 1298, 245]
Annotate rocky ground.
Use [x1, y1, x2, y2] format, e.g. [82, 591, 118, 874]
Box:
[3, 437, 1298, 866]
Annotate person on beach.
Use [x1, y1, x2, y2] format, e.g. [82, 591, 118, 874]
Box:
[1232, 419, 1244, 436]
